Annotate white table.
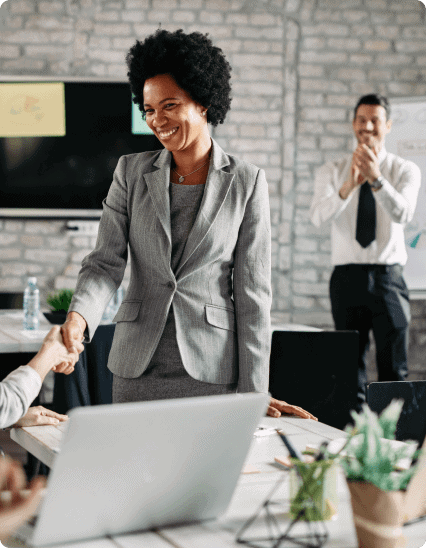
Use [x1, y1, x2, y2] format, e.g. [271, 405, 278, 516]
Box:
[9, 416, 426, 548]
[0, 310, 321, 354]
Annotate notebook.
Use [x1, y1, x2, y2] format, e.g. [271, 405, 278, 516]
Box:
[13, 392, 269, 547]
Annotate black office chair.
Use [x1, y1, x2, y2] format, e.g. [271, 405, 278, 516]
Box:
[366, 380, 426, 446]
[269, 330, 360, 430]
[0, 292, 24, 309]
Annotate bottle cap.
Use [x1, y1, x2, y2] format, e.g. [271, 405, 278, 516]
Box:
[28, 277, 37, 284]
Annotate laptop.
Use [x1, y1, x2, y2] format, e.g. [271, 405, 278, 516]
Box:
[269, 330, 359, 430]
[13, 392, 269, 547]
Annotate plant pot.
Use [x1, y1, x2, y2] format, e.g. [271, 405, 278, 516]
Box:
[346, 481, 406, 548]
[43, 311, 67, 325]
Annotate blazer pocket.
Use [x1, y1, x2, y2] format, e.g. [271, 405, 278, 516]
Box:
[205, 304, 236, 332]
[112, 301, 141, 323]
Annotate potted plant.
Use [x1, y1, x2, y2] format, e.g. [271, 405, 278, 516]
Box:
[340, 400, 420, 548]
[44, 289, 74, 324]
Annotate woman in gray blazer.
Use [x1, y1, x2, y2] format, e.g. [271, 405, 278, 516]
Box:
[61, 29, 315, 420]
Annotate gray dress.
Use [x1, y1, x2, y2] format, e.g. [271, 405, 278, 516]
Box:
[113, 183, 237, 403]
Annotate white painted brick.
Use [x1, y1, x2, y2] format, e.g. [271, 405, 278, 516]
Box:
[267, 126, 281, 139]
[147, 10, 171, 22]
[326, 95, 359, 106]
[239, 125, 265, 138]
[278, 222, 290, 244]
[300, 79, 349, 93]
[335, 68, 366, 81]
[25, 45, 67, 60]
[0, 44, 20, 58]
[300, 51, 348, 64]
[107, 64, 128, 78]
[229, 138, 278, 152]
[26, 15, 74, 30]
[225, 13, 249, 25]
[54, 277, 78, 290]
[179, 0, 202, 7]
[350, 82, 379, 95]
[397, 13, 422, 24]
[271, 42, 284, 53]
[2, 263, 28, 276]
[269, 197, 281, 211]
[293, 296, 316, 309]
[76, 18, 94, 31]
[112, 37, 134, 49]
[64, 264, 82, 277]
[376, 25, 399, 39]
[293, 281, 328, 296]
[0, 233, 19, 245]
[314, 9, 341, 22]
[284, 142, 295, 167]
[268, 182, 278, 196]
[229, 110, 280, 124]
[95, 11, 120, 22]
[2, 15, 24, 29]
[235, 27, 283, 40]
[270, 154, 280, 166]
[0, 249, 21, 259]
[232, 53, 282, 68]
[281, 199, 294, 222]
[93, 23, 132, 35]
[50, 31, 73, 43]
[91, 63, 107, 76]
[4, 221, 24, 232]
[302, 24, 349, 37]
[9, 0, 35, 14]
[299, 93, 324, 107]
[297, 150, 323, 164]
[4, 30, 50, 43]
[297, 135, 317, 149]
[205, 0, 243, 9]
[327, 38, 361, 50]
[286, 19, 299, 40]
[87, 49, 125, 62]
[38, 1, 65, 14]
[388, 82, 422, 95]
[294, 252, 332, 268]
[283, 114, 295, 140]
[214, 124, 238, 137]
[325, 122, 352, 135]
[20, 235, 44, 247]
[200, 10, 224, 24]
[242, 40, 271, 53]
[274, 299, 291, 312]
[0, 278, 22, 290]
[237, 67, 283, 83]
[231, 97, 268, 110]
[349, 53, 374, 65]
[278, 248, 291, 273]
[121, 11, 147, 22]
[402, 26, 426, 40]
[71, 249, 93, 263]
[25, 221, 64, 234]
[395, 41, 426, 53]
[153, 0, 178, 7]
[281, 171, 294, 195]
[124, 0, 151, 10]
[233, 82, 282, 96]
[264, 168, 281, 182]
[298, 64, 324, 77]
[350, 26, 374, 37]
[343, 10, 368, 22]
[320, 136, 346, 149]
[132, 23, 160, 36]
[298, 121, 324, 134]
[25, 249, 68, 262]
[187, 25, 232, 38]
[238, 153, 269, 165]
[301, 107, 346, 121]
[303, 37, 326, 49]
[370, 12, 395, 24]
[364, 40, 392, 52]
[367, 69, 393, 81]
[172, 10, 196, 23]
[249, 13, 278, 26]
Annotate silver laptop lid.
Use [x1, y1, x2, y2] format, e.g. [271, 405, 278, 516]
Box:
[32, 392, 269, 547]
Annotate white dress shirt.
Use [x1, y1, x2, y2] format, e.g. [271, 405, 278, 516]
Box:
[310, 147, 421, 266]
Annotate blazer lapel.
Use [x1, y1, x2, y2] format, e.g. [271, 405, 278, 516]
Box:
[175, 139, 234, 276]
[143, 148, 172, 244]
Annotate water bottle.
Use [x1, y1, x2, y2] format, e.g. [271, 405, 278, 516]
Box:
[23, 277, 40, 330]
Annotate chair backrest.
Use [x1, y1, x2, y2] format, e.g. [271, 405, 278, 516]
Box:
[367, 380, 426, 445]
[269, 330, 359, 430]
[0, 292, 24, 309]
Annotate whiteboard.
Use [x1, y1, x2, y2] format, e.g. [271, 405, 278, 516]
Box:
[385, 97, 426, 293]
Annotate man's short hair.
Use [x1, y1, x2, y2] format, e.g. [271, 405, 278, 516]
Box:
[353, 94, 391, 120]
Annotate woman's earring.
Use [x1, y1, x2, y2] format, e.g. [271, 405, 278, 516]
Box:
[202, 111, 206, 116]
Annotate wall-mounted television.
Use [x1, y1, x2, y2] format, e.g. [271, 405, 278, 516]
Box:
[0, 77, 161, 219]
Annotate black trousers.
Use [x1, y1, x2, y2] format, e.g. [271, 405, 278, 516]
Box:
[330, 264, 410, 407]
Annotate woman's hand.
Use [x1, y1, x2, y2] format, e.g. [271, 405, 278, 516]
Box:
[27, 326, 80, 380]
[56, 313, 87, 374]
[267, 397, 318, 420]
[13, 406, 68, 428]
[0, 455, 46, 543]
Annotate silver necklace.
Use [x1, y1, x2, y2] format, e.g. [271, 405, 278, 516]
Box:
[172, 159, 209, 183]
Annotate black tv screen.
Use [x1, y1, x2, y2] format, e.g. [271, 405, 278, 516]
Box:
[0, 78, 161, 219]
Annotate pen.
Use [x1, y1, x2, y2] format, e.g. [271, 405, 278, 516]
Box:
[276, 429, 304, 461]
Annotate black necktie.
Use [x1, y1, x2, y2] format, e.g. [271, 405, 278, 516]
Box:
[356, 182, 376, 248]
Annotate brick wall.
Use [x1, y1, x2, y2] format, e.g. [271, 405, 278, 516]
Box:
[0, 0, 425, 381]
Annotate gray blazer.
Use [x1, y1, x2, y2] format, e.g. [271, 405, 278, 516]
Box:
[69, 139, 272, 393]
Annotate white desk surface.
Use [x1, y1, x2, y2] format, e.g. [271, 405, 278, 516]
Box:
[9, 416, 426, 548]
[0, 310, 321, 354]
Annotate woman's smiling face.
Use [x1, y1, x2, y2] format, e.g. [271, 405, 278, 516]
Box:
[143, 74, 209, 154]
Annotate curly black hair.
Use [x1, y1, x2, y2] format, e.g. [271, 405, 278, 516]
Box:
[126, 29, 232, 127]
